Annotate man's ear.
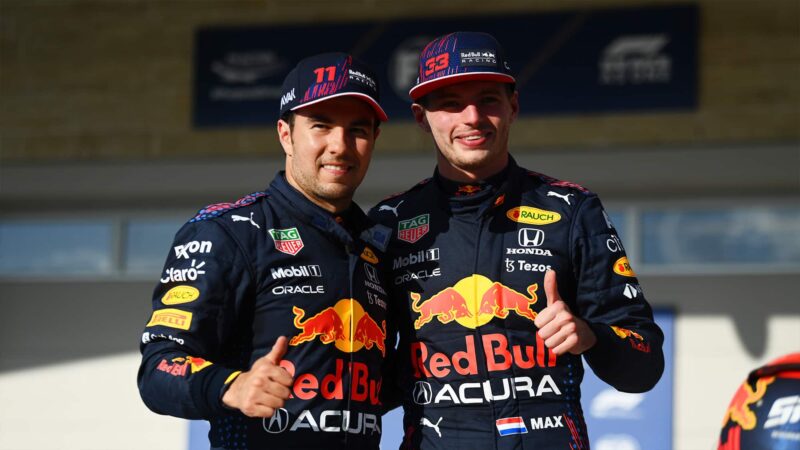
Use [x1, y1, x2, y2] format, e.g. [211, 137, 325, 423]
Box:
[411, 103, 431, 133]
[277, 119, 293, 157]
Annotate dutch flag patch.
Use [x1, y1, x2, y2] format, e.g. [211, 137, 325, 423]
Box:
[496, 417, 528, 436]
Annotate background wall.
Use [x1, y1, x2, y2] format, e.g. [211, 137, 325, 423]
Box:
[1, 1, 798, 449]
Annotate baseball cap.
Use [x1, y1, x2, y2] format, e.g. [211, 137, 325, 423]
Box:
[279, 52, 388, 122]
[409, 32, 515, 101]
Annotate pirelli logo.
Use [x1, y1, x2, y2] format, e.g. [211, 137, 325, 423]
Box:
[147, 308, 193, 330]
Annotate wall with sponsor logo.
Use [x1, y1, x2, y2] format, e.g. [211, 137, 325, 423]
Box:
[1, 0, 798, 162]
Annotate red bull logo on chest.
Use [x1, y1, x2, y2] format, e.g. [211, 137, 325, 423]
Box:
[398, 214, 430, 243]
[410, 274, 539, 330]
[290, 299, 386, 355]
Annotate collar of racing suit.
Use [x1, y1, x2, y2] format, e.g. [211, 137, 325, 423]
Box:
[433, 155, 520, 217]
[268, 171, 371, 250]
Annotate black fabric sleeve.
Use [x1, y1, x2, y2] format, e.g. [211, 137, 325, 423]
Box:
[570, 194, 665, 393]
[137, 219, 253, 419]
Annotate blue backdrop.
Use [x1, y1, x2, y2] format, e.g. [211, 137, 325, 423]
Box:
[194, 5, 697, 127]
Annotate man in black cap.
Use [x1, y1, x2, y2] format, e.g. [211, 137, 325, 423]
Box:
[139, 52, 394, 449]
[370, 32, 664, 449]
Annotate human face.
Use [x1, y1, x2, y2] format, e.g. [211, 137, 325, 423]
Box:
[412, 81, 518, 182]
[277, 96, 380, 213]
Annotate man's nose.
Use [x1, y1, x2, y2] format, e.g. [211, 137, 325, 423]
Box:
[461, 103, 482, 125]
[326, 127, 350, 153]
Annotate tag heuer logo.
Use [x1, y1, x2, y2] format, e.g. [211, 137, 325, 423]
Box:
[398, 214, 430, 243]
[268, 227, 304, 255]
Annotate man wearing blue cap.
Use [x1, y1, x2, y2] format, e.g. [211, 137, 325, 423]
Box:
[370, 32, 664, 449]
[139, 52, 394, 449]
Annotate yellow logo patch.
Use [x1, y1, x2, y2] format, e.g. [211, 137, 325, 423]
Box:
[506, 206, 561, 225]
[161, 286, 200, 305]
[360, 247, 379, 264]
[147, 309, 193, 330]
[613, 257, 637, 277]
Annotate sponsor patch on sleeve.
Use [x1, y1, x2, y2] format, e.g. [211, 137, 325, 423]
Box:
[147, 308, 193, 330]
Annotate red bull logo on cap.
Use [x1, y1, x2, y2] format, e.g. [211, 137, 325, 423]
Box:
[410, 274, 539, 330]
[291, 299, 386, 355]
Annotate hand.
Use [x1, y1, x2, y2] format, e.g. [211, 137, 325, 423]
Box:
[534, 271, 597, 355]
[222, 336, 294, 417]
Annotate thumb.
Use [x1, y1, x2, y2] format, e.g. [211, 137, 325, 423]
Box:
[265, 336, 289, 365]
[544, 270, 561, 307]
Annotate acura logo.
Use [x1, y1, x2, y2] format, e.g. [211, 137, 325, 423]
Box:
[263, 408, 290, 434]
[518, 228, 545, 247]
[413, 381, 433, 405]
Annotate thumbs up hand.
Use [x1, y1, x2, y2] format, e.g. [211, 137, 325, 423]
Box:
[222, 336, 294, 417]
[534, 271, 597, 356]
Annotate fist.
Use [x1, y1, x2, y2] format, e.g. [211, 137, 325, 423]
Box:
[222, 336, 294, 417]
[534, 271, 596, 355]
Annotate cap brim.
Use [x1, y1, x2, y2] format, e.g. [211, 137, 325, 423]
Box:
[409, 72, 516, 101]
[290, 92, 388, 122]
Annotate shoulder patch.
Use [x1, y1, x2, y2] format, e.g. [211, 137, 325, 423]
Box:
[189, 191, 268, 223]
[526, 170, 592, 195]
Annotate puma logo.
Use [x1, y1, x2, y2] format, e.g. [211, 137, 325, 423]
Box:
[547, 191, 574, 205]
[420, 416, 442, 438]
[378, 200, 404, 217]
[231, 212, 260, 229]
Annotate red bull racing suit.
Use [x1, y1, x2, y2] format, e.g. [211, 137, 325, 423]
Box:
[369, 158, 664, 449]
[138, 173, 394, 450]
[718, 353, 800, 450]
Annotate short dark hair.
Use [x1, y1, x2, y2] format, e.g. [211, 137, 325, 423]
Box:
[415, 82, 516, 108]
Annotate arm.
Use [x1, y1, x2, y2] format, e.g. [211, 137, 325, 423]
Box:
[570, 195, 664, 392]
[138, 219, 289, 419]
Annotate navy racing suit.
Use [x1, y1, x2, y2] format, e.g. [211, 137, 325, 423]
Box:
[369, 158, 664, 450]
[138, 172, 394, 450]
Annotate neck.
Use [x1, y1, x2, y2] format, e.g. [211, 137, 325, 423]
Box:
[436, 152, 509, 183]
[283, 173, 350, 214]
